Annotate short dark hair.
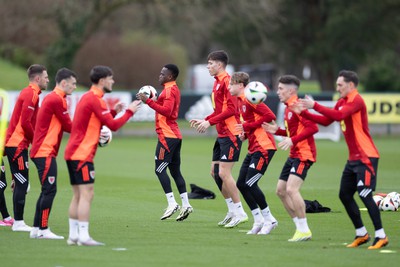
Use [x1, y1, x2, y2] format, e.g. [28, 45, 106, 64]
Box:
[207, 50, 229, 67]
[90, 65, 113, 84]
[231, 72, 250, 87]
[55, 68, 77, 84]
[27, 64, 46, 80]
[338, 70, 359, 86]
[164, 64, 179, 80]
[278, 75, 300, 88]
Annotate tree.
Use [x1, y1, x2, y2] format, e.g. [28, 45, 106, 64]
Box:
[269, 0, 400, 91]
[45, 0, 140, 85]
[363, 49, 400, 92]
[0, 0, 57, 66]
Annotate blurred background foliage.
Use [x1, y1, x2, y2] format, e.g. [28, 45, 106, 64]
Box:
[0, 0, 399, 92]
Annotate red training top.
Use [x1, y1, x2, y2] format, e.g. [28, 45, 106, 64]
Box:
[276, 95, 318, 162]
[205, 71, 241, 146]
[301, 90, 379, 167]
[238, 94, 276, 158]
[30, 87, 72, 158]
[6, 83, 41, 159]
[146, 81, 182, 149]
[64, 86, 134, 166]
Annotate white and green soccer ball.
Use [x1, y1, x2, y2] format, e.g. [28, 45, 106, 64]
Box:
[245, 81, 268, 104]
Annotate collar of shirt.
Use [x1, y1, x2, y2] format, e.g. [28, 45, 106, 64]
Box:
[29, 83, 42, 95]
[238, 93, 249, 106]
[344, 89, 358, 101]
[214, 71, 228, 81]
[164, 81, 177, 89]
[285, 94, 298, 107]
[90, 85, 104, 97]
[54, 87, 66, 98]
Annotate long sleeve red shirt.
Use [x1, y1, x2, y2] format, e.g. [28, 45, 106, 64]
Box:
[64, 86, 134, 164]
[30, 87, 72, 158]
[301, 90, 379, 165]
[205, 71, 241, 144]
[276, 95, 318, 162]
[146, 81, 182, 150]
[6, 83, 41, 158]
[239, 95, 276, 158]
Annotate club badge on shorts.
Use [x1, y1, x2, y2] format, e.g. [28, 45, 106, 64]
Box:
[90, 171, 95, 179]
[48, 176, 55, 184]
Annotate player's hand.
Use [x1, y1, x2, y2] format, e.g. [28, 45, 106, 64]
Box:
[114, 102, 126, 114]
[150, 94, 158, 101]
[136, 92, 148, 103]
[196, 120, 211, 133]
[262, 120, 278, 134]
[289, 101, 304, 114]
[235, 123, 244, 133]
[278, 137, 293, 151]
[127, 100, 142, 113]
[189, 119, 203, 128]
[298, 96, 315, 109]
[238, 132, 246, 141]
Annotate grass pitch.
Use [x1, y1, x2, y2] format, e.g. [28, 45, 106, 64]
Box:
[1, 134, 399, 267]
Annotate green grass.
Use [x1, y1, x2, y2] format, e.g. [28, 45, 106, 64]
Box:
[1, 136, 399, 266]
[0, 58, 29, 91]
[0, 58, 88, 91]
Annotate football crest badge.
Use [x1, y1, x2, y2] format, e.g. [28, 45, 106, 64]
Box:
[48, 176, 55, 184]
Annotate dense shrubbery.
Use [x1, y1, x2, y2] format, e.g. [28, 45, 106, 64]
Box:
[72, 32, 187, 90]
[0, 44, 42, 68]
[363, 50, 400, 92]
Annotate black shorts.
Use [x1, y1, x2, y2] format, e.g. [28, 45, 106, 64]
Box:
[66, 160, 95, 185]
[341, 158, 378, 191]
[243, 150, 275, 175]
[31, 157, 58, 187]
[155, 138, 182, 164]
[279, 158, 313, 181]
[212, 136, 242, 162]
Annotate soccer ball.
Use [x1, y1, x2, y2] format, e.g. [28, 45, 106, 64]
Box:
[386, 191, 400, 209]
[380, 195, 398, 211]
[373, 195, 384, 209]
[244, 81, 268, 104]
[98, 126, 112, 147]
[138, 85, 158, 102]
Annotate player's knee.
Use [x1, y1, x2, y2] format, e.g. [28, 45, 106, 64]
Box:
[276, 187, 285, 198]
[15, 180, 29, 191]
[0, 182, 6, 192]
[212, 164, 219, 179]
[357, 186, 373, 200]
[236, 179, 246, 191]
[218, 169, 230, 180]
[169, 167, 181, 179]
[286, 187, 297, 198]
[339, 189, 351, 203]
[155, 160, 168, 176]
[43, 186, 57, 197]
[84, 190, 94, 202]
